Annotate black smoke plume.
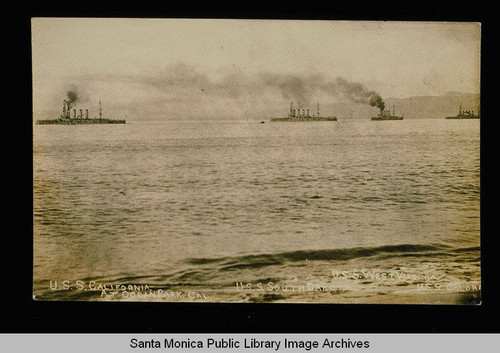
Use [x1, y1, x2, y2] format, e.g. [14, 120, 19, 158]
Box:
[333, 77, 385, 110]
[66, 91, 78, 109]
[369, 94, 385, 111]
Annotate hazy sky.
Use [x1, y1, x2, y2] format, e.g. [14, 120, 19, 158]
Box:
[32, 18, 480, 120]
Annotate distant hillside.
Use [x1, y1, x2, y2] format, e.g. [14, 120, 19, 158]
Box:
[321, 92, 480, 120]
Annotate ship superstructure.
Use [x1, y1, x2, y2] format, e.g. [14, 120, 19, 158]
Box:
[36, 98, 126, 125]
[271, 101, 337, 122]
[371, 104, 403, 121]
[445, 106, 479, 119]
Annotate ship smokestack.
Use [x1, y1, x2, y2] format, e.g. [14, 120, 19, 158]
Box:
[79, 109, 83, 119]
[306, 109, 309, 117]
[85, 109, 88, 119]
[73, 109, 76, 118]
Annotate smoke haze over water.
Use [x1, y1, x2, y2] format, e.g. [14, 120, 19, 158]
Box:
[140, 65, 385, 108]
[83, 64, 382, 103]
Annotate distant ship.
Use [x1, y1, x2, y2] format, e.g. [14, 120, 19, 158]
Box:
[446, 106, 479, 119]
[371, 104, 403, 121]
[271, 102, 337, 122]
[36, 99, 126, 125]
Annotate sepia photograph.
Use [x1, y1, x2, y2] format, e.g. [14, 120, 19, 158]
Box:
[32, 18, 481, 305]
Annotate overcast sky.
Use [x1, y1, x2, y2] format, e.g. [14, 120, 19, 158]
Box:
[32, 18, 480, 120]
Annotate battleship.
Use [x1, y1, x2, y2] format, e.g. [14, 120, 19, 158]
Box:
[371, 104, 403, 121]
[446, 106, 479, 119]
[270, 102, 337, 122]
[36, 99, 126, 125]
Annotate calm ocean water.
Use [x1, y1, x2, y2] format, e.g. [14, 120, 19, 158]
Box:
[33, 119, 480, 303]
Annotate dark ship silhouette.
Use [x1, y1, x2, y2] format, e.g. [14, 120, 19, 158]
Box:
[36, 98, 126, 125]
[371, 104, 403, 121]
[446, 106, 479, 119]
[271, 102, 337, 122]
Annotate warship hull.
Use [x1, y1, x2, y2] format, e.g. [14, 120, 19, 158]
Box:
[271, 116, 337, 122]
[36, 118, 126, 125]
[445, 115, 479, 119]
[371, 116, 403, 121]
